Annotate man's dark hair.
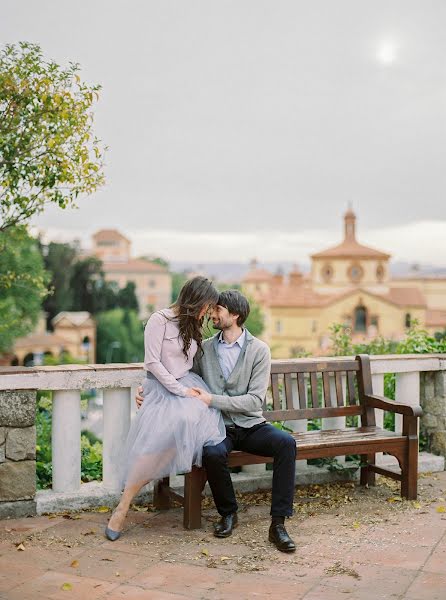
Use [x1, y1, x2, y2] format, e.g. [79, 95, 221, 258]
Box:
[218, 289, 250, 327]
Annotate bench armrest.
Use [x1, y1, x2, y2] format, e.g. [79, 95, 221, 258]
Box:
[364, 394, 423, 417]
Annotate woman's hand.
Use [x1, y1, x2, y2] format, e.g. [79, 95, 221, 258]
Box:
[192, 387, 212, 406]
[185, 387, 200, 397]
[135, 385, 144, 408]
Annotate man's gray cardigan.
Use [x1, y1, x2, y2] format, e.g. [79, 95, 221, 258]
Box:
[192, 329, 271, 428]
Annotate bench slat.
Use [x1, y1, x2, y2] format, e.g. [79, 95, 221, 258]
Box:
[271, 373, 281, 410]
[264, 404, 363, 421]
[335, 372, 344, 407]
[297, 373, 307, 409]
[310, 372, 318, 408]
[284, 373, 294, 410]
[270, 360, 360, 374]
[347, 371, 356, 405]
[322, 371, 331, 407]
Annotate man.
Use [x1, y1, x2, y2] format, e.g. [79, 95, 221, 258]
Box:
[137, 290, 297, 552]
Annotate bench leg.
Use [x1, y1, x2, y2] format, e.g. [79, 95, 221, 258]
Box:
[401, 439, 418, 500]
[154, 476, 171, 510]
[183, 466, 206, 530]
[360, 453, 376, 487]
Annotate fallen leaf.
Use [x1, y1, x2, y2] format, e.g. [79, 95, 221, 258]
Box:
[16, 543, 25, 551]
[201, 549, 209, 556]
[96, 506, 110, 513]
[436, 506, 446, 513]
[70, 560, 79, 568]
[115, 572, 120, 577]
[352, 521, 360, 529]
[220, 556, 231, 561]
[412, 502, 422, 509]
[61, 582, 72, 591]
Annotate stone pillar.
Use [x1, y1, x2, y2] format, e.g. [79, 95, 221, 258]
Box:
[102, 388, 131, 491]
[420, 371, 446, 458]
[52, 390, 81, 493]
[0, 390, 37, 519]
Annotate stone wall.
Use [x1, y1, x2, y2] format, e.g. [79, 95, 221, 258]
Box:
[420, 371, 446, 458]
[0, 390, 36, 518]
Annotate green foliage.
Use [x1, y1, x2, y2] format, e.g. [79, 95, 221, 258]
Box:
[0, 226, 49, 352]
[397, 320, 446, 354]
[96, 308, 144, 363]
[41, 240, 77, 325]
[36, 391, 103, 489]
[0, 42, 105, 232]
[244, 296, 265, 337]
[171, 271, 187, 303]
[117, 282, 139, 311]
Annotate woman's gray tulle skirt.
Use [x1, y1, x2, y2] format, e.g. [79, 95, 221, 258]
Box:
[119, 372, 226, 489]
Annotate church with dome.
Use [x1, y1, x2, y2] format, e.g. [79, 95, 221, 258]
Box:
[242, 210, 446, 357]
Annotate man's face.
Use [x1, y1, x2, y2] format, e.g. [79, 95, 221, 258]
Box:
[211, 305, 239, 330]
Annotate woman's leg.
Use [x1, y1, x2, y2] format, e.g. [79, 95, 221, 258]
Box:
[107, 447, 176, 532]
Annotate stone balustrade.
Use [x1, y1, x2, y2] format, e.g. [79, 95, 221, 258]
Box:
[0, 354, 445, 519]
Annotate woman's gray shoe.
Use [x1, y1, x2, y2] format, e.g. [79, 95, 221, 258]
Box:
[105, 526, 121, 541]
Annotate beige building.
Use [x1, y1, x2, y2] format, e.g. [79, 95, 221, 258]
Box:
[243, 210, 446, 358]
[92, 230, 172, 318]
[11, 312, 96, 366]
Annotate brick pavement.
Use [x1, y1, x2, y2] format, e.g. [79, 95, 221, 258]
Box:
[1, 472, 446, 600]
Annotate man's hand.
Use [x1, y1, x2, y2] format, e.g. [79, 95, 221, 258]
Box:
[135, 385, 144, 409]
[185, 387, 200, 397]
[192, 387, 212, 406]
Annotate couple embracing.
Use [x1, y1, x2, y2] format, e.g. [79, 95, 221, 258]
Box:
[106, 276, 297, 552]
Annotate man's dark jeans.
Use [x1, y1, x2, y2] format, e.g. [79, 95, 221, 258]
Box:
[202, 422, 296, 517]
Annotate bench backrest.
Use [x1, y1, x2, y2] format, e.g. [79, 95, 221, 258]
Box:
[264, 355, 372, 423]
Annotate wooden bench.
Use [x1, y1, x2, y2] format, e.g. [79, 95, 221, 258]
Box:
[153, 354, 422, 529]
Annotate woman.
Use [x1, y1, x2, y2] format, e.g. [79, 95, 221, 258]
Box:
[105, 276, 225, 540]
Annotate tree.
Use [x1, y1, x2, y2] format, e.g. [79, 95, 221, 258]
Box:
[0, 42, 105, 232]
[96, 309, 144, 363]
[70, 256, 117, 314]
[0, 226, 49, 352]
[244, 297, 265, 337]
[41, 241, 77, 326]
[171, 271, 188, 303]
[117, 281, 139, 311]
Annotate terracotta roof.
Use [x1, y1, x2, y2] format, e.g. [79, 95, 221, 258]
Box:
[243, 269, 274, 283]
[265, 285, 426, 309]
[266, 285, 335, 308]
[384, 287, 426, 307]
[425, 309, 446, 327]
[311, 240, 390, 260]
[93, 229, 130, 243]
[14, 332, 69, 349]
[52, 312, 93, 327]
[103, 259, 168, 274]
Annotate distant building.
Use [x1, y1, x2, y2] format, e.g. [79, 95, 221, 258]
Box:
[10, 312, 95, 366]
[91, 229, 171, 318]
[243, 210, 446, 357]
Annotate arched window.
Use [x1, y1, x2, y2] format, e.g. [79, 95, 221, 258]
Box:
[354, 305, 367, 332]
[405, 313, 411, 328]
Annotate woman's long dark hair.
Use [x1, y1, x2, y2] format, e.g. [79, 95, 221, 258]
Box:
[172, 276, 219, 358]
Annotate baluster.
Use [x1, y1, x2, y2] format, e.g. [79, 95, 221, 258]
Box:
[103, 388, 132, 491]
[395, 372, 420, 436]
[52, 390, 81, 493]
[371, 373, 384, 464]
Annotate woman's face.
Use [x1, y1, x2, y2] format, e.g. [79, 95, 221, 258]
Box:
[198, 303, 213, 320]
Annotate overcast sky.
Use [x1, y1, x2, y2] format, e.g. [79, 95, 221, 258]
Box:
[2, 1, 446, 264]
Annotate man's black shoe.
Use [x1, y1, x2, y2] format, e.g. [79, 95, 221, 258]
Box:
[213, 513, 238, 538]
[268, 523, 296, 552]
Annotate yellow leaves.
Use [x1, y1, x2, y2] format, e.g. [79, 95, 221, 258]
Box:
[96, 506, 110, 513]
[70, 560, 79, 568]
[412, 501, 422, 509]
[200, 548, 209, 556]
[220, 556, 231, 562]
[61, 582, 72, 591]
[436, 506, 446, 513]
[16, 543, 25, 551]
[387, 496, 402, 503]
[352, 521, 361, 529]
